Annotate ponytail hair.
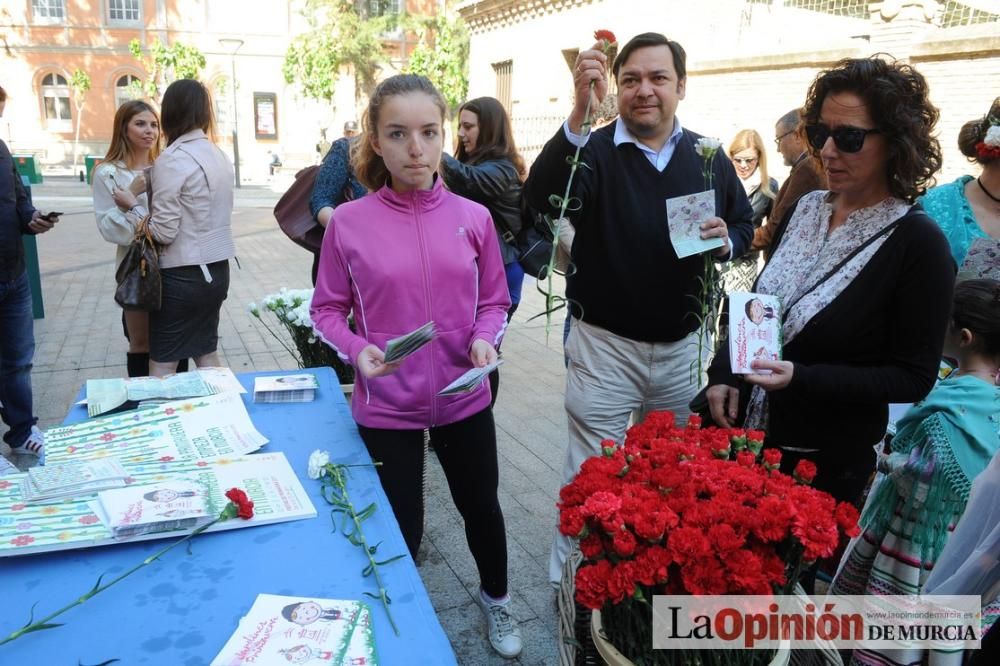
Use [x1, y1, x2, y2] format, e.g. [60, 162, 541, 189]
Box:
[952, 279, 1000, 357]
[957, 97, 1000, 166]
[351, 74, 448, 191]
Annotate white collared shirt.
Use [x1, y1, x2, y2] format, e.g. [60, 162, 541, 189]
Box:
[562, 117, 685, 172]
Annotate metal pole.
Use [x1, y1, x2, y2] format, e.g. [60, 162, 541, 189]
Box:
[230, 54, 241, 189]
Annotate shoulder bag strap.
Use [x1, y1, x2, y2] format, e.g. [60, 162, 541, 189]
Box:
[782, 212, 907, 318]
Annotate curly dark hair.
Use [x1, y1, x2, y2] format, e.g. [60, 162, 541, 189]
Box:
[802, 56, 941, 202]
[957, 97, 1000, 166]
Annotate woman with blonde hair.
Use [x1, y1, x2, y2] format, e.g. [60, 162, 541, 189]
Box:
[93, 100, 186, 377]
[725, 128, 778, 291]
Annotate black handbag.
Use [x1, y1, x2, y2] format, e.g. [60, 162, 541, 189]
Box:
[114, 174, 162, 311]
[115, 216, 162, 311]
[516, 202, 555, 279]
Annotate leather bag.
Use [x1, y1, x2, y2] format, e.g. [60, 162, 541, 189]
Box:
[115, 215, 162, 311]
[273, 165, 323, 253]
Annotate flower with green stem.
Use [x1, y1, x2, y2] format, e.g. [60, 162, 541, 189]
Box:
[691, 137, 725, 388]
[533, 30, 617, 338]
[1, 488, 255, 646]
[307, 449, 403, 635]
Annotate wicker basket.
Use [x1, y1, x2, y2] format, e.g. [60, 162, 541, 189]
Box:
[558, 547, 600, 665]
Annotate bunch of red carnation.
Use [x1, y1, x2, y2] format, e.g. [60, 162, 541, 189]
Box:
[559, 411, 860, 610]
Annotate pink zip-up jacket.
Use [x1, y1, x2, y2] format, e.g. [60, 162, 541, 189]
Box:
[310, 177, 511, 429]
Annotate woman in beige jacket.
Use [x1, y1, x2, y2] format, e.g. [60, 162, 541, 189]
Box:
[148, 79, 235, 377]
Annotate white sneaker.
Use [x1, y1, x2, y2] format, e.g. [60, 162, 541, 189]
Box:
[17, 425, 45, 458]
[478, 590, 523, 659]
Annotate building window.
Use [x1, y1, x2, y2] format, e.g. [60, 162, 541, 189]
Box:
[492, 60, 512, 114]
[114, 74, 142, 108]
[32, 0, 66, 22]
[355, 0, 400, 18]
[41, 73, 72, 129]
[108, 0, 141, 23]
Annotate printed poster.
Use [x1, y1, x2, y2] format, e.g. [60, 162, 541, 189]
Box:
[211, 594, 377, 665]
[666, 189, 724, 259]
[1, 452, 316, 556]
[729, 292, 783, 375]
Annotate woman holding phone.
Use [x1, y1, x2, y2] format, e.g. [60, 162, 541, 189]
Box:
[93, 100, 187, 377]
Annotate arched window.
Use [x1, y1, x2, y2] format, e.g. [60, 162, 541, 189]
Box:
[115, 74, 142, 108]
[41, 72, 71, 129]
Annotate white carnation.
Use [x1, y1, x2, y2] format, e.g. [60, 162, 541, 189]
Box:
[985, 125, 1000, 148]
[307, 449, 330, 479]
[694, 137, 723, 158]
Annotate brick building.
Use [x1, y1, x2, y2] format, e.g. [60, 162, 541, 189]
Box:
[457, 0, 1000, 183]
[0, 0, 437, 178]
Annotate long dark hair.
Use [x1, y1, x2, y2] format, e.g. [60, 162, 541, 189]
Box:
[454, 96, 526, 179]
[351, 74, 447, 191]
[160, 79, 216, 145]
[802, 56, 941, 202]
[103, 100, 161, 166]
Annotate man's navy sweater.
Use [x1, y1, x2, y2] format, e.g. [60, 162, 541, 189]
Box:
[524, 122, 754, 342]
[0, 139, 37, 282]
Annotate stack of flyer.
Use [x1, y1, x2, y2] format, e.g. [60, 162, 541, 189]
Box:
[253, 373, 319, 403]
[211, 594, 377, 665]
[95, 479, 212, 538]
[19, 458, 131, 503]
[438, 360, 504, 395]
[383, 321, 436, 363]
[729, 292, 783, 374]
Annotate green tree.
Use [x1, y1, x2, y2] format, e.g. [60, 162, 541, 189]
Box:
[69, 68, 91, 168]
[404, 13, 469, 117]
[283, 0, 398, 103]
[128, 38, 207, 102]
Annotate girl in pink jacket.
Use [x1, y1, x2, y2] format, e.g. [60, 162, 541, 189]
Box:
[310, 75, 521, 659]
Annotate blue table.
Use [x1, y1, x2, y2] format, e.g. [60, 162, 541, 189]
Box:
[0, 367, 456, 664]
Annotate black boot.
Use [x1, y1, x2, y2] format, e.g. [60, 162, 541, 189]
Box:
[126, 352, 149, 378]
[177, 358, 190, 373]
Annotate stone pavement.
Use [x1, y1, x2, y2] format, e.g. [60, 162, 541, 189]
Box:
[3, 176, 571, 665]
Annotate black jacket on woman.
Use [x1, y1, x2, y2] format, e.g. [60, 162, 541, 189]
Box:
[440, 154, 522, 265]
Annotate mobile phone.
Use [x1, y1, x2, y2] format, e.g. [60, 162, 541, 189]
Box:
[42, 211, 63, 221]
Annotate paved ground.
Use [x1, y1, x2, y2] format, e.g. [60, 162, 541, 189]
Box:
[2, 175, 571, 665]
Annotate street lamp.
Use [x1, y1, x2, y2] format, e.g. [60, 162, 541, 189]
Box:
[219, 38, 244, 189]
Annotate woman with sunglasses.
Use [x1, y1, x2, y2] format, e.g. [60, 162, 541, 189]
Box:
[725, 129, 778, 292]
[919, 97, 1000, 270]
[705, 57, 955, 510]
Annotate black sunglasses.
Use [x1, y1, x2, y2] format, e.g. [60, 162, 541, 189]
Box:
[805, 123, 881, 153]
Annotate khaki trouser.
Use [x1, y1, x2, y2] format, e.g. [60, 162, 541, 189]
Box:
[549, 317, 705, 584]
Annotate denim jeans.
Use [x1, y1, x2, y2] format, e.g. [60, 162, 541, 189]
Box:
[0, 272, 37, 449]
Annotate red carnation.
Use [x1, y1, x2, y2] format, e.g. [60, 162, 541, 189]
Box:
[686, 414, 702, 430]
[834, 502, 861, 538]
[612, 528, 638, 557]
[576, 560, 613, 609]
[594, 29, 617, 47]
[580, 533, 605, 559]
[793, 459, 817, 485]
[976, 141, 1000, 160]
[559, 507, 587, 537]
[225, 487, 255, 520]
[762, 448, 782, 470]
[736, 451, 756, 468]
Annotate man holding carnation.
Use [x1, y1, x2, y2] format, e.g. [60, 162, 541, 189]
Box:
[523, 33, 754, 584]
